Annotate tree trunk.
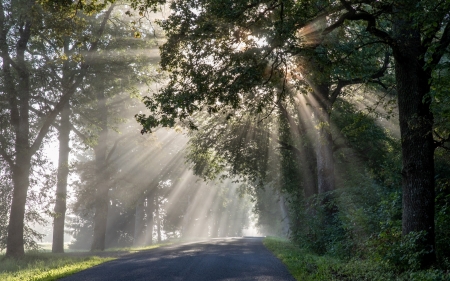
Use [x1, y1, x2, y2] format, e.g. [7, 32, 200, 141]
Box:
[52, 103, 71, 253]
[393, 2, 436, 266]
[133, 196, 145, 246]
[278, 192, 290, 237]
[5, 15, 32, 256]
[6, 156, 31, 257]
[144, 191, 155, 245]
[156, 197, 162, 243]
[90, 91, 109, 252]
[315, 109, 335, 195]
[302, 53, 335, 197]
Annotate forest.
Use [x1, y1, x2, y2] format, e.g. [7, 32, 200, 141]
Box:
[1, 0, 450, 280]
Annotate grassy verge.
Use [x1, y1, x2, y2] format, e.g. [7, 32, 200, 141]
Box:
[0, 242, 171, 281]
[263, 236, 450, 281]
[0, 254, 114, 281]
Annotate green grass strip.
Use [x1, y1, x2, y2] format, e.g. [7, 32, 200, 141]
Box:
[0, 255, 114, 281]
[0, 241, 176, 281]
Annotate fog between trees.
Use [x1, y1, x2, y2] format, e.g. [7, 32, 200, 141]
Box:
[1, 0, 450, 274]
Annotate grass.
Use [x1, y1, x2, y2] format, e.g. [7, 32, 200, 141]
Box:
[0, 254, 114, 281]
[263, 236, 450, 281]
[0, 242, 172, 281]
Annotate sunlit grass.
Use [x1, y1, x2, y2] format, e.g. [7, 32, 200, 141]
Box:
[0, 242, 172, 281]
[0, 254, 114, 281]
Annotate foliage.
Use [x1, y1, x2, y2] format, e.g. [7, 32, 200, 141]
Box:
[263, 236, 450, 281]
[136, 0, 390, 132]
[0, 158, 56, 252]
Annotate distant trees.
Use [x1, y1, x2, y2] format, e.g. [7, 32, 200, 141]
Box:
[0, 0, 160, 256]
[68, 129, 253, 249]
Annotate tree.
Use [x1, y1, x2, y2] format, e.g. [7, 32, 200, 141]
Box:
[135, 0, 393, 243]
[49, 3, 117, 253]
[0, 0, 101, 257]
[322, 0, 450, 267]
[137, 0, 390, 200]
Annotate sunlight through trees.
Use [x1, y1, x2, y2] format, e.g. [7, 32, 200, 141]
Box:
[1, 0, 450, 278]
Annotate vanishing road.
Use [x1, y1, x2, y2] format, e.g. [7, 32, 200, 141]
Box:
[60, 237, 296, 281]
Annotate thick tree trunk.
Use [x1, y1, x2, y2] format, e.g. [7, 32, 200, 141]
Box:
[6, 156, 31, 257]
[393, 2, 436, 266]
[303, 54, 335, 197]
[52, 103, 71, 253]
[90, 164, 109, 251]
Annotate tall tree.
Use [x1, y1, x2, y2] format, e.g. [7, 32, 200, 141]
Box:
[52, 103, 71, 253]
[322, 0, 450, 267]
[0, 0, 88, 257]
[0, 0, 119, 256]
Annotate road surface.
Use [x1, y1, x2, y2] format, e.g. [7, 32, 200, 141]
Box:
[60, 237, 296, 281]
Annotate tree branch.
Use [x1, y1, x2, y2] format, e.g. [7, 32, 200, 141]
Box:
[105, 135, 128, 164]
[276, 139, 303, 158]
[429, 21, 450, 71]
[322, 0, 395, 47]
[71, 124, 88, 143]
[29, 3, 116, 155]
[329, 52, 390, 104]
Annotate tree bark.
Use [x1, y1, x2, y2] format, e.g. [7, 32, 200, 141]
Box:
[52, 103, 71, 253]
[6, 156, 31, 257]
[393, 1, 436, 266]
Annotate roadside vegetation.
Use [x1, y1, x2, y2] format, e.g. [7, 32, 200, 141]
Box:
[264, 237, 450, 281]
[0, 242, 171, 281]
[0, 254, 114, 281]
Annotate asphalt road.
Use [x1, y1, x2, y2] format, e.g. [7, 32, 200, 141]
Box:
[59, 237, 296, 281]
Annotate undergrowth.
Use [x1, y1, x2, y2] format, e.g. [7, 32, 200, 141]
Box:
[263, 236, 450, 281]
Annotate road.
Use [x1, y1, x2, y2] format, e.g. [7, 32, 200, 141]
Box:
[59, 237, 296, 281]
